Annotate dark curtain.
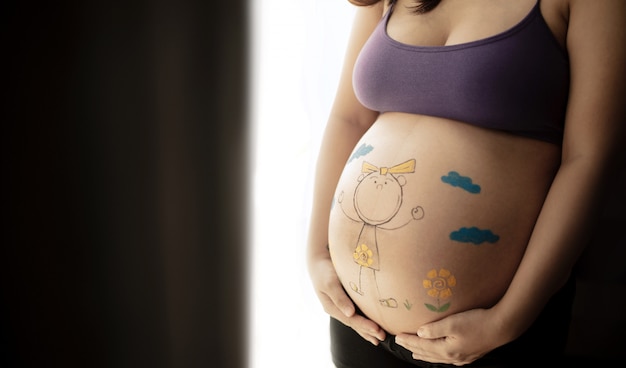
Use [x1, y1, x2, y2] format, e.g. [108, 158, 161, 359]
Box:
[3, 1, 248, 367]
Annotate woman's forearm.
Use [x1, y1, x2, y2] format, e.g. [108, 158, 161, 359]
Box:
[494, 154, 618, 341]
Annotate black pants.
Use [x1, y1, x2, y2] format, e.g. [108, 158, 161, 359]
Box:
[331, 276, 576, 368]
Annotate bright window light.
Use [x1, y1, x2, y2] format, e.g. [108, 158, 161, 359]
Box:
[249, 1, 356, 367]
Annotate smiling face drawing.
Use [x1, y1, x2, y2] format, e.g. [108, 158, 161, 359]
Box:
[354, 172, 406, 225]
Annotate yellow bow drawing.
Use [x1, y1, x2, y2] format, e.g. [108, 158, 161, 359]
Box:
[361, 159, 416, 175]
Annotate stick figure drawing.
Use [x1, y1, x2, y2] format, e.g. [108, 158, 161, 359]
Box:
[338, 159, 425, 308]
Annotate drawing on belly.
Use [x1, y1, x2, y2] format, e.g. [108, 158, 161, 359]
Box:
[348, 143, 374, 163]
[403, 299, 413, 310]
[450, 226, 500, 245]
[338, 159, 425, 309]
[423, 268, 456, 313]
[441, 171, 481, 194]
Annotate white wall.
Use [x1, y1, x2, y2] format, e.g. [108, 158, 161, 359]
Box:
[249, 1, 356, 367]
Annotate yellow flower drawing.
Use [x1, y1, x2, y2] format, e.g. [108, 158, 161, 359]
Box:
[423, 268, 456, 312]
[353, 244, 374, 267]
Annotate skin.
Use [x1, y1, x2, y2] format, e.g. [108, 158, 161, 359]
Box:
[307, 0, 626, 365]
[329, 115, 560, 334]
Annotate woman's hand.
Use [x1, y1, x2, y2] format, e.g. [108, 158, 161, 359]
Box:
[395, 308, 507, 366]
[309, 254, 386, 345]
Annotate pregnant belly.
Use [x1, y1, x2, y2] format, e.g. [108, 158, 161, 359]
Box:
[327, 113, 560, 335]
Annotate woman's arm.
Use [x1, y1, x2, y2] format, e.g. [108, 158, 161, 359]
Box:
[492, 0, 626, 342]
[307, 3, 384, 345]
[396, 0, 626, 363]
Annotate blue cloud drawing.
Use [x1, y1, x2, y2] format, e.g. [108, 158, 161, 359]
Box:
[348, 143, 374, 162]
[441, 171, 481, 194]
[450, 227, 499, 245]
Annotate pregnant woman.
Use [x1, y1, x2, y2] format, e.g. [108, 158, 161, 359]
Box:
[307, 0, 625, 367]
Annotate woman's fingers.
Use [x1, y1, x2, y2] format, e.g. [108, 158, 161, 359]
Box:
[310, 257, 385, 344]
[326, 281, 356, 317]
[344, 313, 386, 343]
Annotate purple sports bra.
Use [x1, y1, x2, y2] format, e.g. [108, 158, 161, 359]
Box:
[353, 0, 570, 144]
